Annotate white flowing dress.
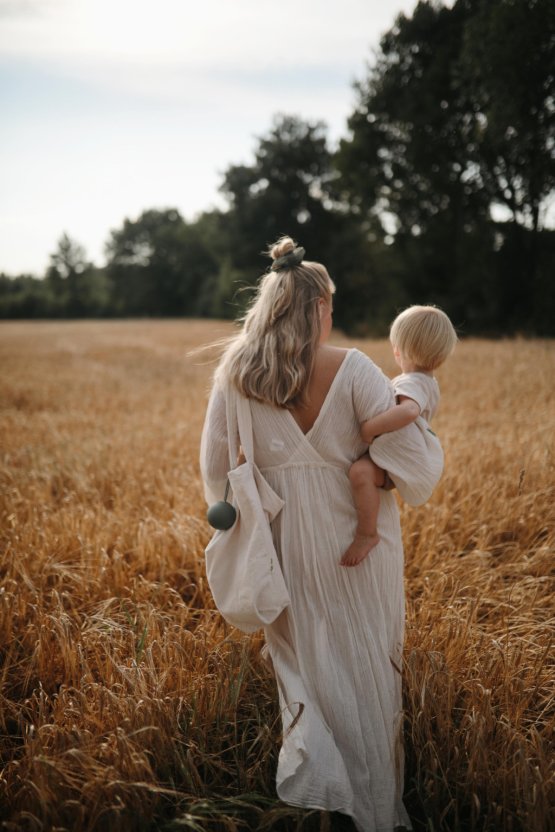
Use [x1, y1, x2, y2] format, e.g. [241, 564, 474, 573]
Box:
[200, 348, 436, 832]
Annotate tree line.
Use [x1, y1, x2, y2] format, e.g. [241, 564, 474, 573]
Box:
[2, 0, 554, 335]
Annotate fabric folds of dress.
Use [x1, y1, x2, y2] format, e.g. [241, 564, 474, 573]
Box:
[200, 349, 430, 831]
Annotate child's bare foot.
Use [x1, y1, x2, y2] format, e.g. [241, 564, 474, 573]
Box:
[340, 533, 380, 566]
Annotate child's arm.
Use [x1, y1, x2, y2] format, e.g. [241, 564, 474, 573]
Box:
[360, 396, 421, 444]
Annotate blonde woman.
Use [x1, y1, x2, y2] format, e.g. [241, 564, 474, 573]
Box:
[200, 237, 436, 832]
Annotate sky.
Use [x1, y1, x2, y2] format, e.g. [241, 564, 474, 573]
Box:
[0, 0, 422, 276]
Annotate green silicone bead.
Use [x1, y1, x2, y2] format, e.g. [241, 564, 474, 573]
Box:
[207, 500, 237, 530]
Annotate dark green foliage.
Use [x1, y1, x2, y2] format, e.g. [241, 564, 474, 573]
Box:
[0, 272, 54, 318]
[337, 0, 555, 335]
[105, 208, 220, 317]
[458, 0, 555, 232]
[0, 234, 112, 319]
[219, 114, 340, 284]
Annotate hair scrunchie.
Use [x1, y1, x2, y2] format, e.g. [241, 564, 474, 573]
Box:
[271, 246, 305, 272]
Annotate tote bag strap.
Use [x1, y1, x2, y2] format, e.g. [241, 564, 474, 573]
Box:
[236, 392, 254, 461]
[225, 385, 254, 469]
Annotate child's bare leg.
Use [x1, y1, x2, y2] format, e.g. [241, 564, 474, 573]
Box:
[341, 456, 384, 566]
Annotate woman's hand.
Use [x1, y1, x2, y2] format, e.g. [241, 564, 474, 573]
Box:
[382, 472, 396, 491]
[236, 446, 246, 466]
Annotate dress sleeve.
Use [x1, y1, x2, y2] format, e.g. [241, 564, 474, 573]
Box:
[392, 373, 429, 414]
[352, 351, 396, 422]
[199, 383, 231, 506]
[352, 352, 443, 507]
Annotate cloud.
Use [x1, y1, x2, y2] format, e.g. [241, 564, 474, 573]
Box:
[1, 52, 352, 121]
[0, 0, 59, 18]
[0, 0, 383, 135]
[0, 0, 410, 67]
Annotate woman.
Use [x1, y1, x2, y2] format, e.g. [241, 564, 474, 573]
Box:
[200, 237, 432, 832]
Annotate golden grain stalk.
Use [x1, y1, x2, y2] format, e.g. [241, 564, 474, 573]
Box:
[0, 321, 553, 832]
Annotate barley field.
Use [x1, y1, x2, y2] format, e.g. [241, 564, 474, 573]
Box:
[0, 320, 553, 832]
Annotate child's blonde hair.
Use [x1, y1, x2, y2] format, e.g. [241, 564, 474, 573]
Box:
[389, 305, 457, 371]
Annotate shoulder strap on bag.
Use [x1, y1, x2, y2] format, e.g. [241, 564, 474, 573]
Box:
[225, 385, 254, 469]
[236, 392, 254, 461]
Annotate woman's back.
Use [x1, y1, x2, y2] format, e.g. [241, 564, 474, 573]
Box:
[250, 348, 392, 472]
[287, 345, 349, 435]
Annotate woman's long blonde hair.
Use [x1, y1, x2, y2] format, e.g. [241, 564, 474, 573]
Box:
[215, 236, 335, 408]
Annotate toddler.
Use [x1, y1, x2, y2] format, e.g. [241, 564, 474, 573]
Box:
[341, 305, 457, 567]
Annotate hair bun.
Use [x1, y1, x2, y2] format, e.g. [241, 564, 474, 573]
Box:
[269, 236, 297, 261]
[268, 236, 305, 272]
[271, 247, 306, 272]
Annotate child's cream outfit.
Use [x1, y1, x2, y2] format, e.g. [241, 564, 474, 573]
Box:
[370, 371, 444, 505]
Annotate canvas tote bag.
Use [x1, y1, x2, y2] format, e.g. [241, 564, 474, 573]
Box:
[204, 387, 291, 633]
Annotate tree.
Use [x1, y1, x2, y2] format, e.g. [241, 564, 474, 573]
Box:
[217, 113, 384, 331]
[337, 1, 495, 327]
[105, 209, 219, 316]
[338, 2, 486, 234]
[220, 115, 339, 281]
[0, 273, 53, 318]
[337, 0, 555, 332]
[46, 232, 95, 316]
[459, 0, 555, 234]
[457, 0, 555, 319]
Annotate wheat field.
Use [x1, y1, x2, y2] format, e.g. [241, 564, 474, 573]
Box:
[0, 320, 553, 832]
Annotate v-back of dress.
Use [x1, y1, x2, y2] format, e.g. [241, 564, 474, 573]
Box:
[201, 349, 413, 832]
